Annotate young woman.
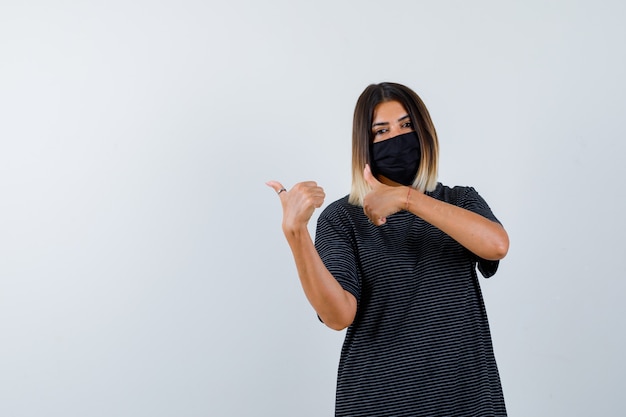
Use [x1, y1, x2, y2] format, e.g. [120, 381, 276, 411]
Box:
[268, 82, 509, 416]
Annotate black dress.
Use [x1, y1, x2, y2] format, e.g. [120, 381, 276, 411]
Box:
[315, 183, 507, 417]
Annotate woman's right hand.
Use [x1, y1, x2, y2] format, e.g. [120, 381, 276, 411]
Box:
[266, 181, 326, 233]
[267, 180, 355, 330]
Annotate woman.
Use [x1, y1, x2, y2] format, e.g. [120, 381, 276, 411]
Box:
[267, 82, 509, 416]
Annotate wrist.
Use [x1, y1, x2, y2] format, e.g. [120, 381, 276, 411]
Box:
[404, 186, 413, 211]
[282, 222, 310, 239]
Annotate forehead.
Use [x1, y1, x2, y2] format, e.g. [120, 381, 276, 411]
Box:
[372, 100, 409, 123]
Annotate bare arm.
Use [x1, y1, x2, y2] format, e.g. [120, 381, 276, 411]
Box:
[405, 189, 509, 260]
[362, 165, 509, 261]
[267, 181, 357, 330]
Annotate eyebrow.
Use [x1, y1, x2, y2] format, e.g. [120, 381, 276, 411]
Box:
[371, 114, 411, 128]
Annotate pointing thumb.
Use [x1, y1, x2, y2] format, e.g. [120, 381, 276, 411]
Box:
[266, 180, 287, 196]
[363, 164, 380, 187]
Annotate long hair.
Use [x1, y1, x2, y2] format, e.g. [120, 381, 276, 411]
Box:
[348, 82, 439, 206]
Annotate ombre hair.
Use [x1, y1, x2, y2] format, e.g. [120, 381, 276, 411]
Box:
[348, 82, 439, 206]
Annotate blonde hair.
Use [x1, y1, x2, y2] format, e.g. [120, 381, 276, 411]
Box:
[349, 82, 439, 206]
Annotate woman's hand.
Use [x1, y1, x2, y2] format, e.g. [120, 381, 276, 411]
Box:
[266, 180, 326, 233]
[267, 180, 356, 330]
[362, 164, 407, 226]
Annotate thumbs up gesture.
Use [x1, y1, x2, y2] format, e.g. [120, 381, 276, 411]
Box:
[363, 164, 407, 226]
[267, 180, 326, 233]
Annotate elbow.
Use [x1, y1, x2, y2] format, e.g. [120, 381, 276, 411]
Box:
[317, 291, 357, 331]
[324, 323, 350, 332]
[320, 309, 356, 331]
[325, 320, 352, 331]
[489, 229, 510, 260]
[322, 313, 354, 331]
[476, 224, 509, 261]
[492, 241, 509, 260]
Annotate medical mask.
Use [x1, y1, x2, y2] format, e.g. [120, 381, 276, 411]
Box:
[370, 131, 421, 186]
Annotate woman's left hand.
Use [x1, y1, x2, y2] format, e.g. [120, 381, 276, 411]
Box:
[362, 164, 407, 226]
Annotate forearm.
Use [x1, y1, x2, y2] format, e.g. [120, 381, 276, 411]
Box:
[283, 225, 357, 330]
[406, 189, 509, 261]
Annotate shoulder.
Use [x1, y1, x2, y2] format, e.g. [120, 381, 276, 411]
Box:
[431, 182, 500, 223]
[319, 195, 358, 219]
[317, 195, 366, 231]
[427, 183, 482, 205]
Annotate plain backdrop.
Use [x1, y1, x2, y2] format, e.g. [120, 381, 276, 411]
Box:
[1, 1, 625, 416]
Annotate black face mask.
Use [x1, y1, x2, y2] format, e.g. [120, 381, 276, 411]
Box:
[370, 131, 421, 186]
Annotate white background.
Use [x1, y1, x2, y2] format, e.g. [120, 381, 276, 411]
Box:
[1, 1, 624, 416]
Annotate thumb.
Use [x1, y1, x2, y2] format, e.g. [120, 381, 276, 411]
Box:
[363, 164, 380, 188]
[266, 180, 287, 195]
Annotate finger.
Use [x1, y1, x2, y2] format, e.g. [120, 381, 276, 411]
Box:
[266, 181, 287, 196]
[300, 185, 325, 208]
[370, 217, 386, 226]
[365, 211, 386, 226]
[363, 164, 380, 188]
[313, 192, 326, 208]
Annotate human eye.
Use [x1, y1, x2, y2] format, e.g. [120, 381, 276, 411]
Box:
[373, 128, 388, 136]
[402, 121, 413, 129]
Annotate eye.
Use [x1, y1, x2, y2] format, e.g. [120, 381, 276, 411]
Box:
[402, 121, 413, 129]
[373, 128, 388, 136]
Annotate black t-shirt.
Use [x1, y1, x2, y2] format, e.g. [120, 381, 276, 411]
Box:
[315, 183, 507, 417]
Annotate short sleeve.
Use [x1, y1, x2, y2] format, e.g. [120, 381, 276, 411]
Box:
[314, 207, 361, 301]
[459, 187, 502, 278]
